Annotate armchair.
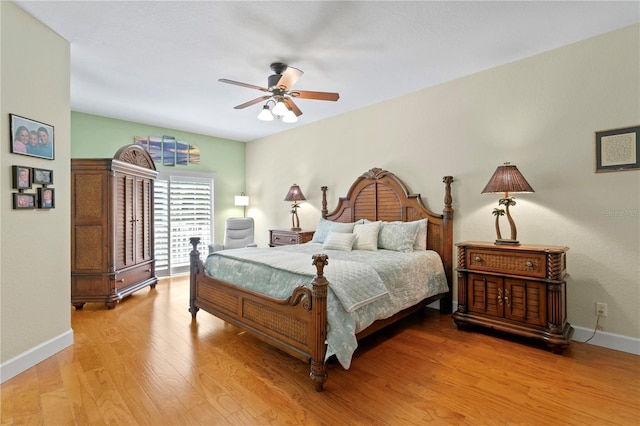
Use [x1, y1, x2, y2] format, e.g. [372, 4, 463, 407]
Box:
[209, 217, 257, 254]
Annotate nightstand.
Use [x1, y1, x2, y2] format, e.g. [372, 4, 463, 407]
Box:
[452, 241, 573, 353]
[269, 229, 315, 247]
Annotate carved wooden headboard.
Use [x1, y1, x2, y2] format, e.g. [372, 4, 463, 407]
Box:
[321, 167, 454, 312]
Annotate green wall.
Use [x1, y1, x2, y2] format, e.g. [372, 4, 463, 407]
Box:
[71, 111, 247, 242]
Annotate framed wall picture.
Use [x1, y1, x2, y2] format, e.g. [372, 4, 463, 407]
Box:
[10, 114, 55, 160]
[33, 168, 53, 185]
[37, 187, 55, 209]
[595, 125, 640, 172]
[12, 165, 32, 190]
[13, 193, 36, 209]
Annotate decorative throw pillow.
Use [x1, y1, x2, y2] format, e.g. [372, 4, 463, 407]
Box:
[311, 218, 356, 243]
[329, 221, 356, 233]
[311, 218, 332, 243]
[378, 221, 420, 253]
[413, 218, 428, 251]
[322, 232, 356, 251]
[353, 221, 381, 250]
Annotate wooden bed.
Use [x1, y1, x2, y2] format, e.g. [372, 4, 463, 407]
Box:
[189, 168, 454, 391]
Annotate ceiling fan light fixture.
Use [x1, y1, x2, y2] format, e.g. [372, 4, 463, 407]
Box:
[257, 104, 274, 121]
[272, 99, 289, 116]
[282, 109, 298, 123]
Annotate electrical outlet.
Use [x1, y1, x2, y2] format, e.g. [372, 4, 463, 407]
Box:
[596, 302, 608, 317]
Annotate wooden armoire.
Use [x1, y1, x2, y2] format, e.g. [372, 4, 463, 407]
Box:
[71, 145, 158, 309]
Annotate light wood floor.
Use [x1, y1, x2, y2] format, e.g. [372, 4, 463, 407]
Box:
[2, 275, 639, 425]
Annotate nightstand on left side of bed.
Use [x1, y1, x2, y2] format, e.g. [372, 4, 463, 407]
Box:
[269, 229, 315, 247]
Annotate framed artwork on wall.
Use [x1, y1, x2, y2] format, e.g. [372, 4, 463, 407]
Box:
[595, 125, 639, 172]
[10, 114, 55, 160]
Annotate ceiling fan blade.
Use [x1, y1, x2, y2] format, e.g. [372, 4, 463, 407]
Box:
[289, 90, 340, 101]
[234, 95, 272, 109]
[284, 98, 303, 116]
[276, 66, 303, 91]
[219, 78, 270, 93]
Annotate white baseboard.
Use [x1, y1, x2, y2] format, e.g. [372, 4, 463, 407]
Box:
[572, 326, 640, 355]
[1, 329, 74, 383]
[450, 301, 639, 356]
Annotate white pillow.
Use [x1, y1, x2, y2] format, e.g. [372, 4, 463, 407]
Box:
[322, 232, 356, 251]
[353, 221, 381, 250]
[413, 218, 428, 251]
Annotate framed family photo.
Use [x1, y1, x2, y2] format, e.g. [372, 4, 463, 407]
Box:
[13, 193, 36, 209]
[12, 165, 32, 190]
[33, 168, 53, 185]
[10, 114, 55, 160]
[37, 187, 55, 209]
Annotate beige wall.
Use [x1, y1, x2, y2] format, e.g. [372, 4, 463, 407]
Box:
[1, 1, 72, 375]
[247, 25, 640, 345]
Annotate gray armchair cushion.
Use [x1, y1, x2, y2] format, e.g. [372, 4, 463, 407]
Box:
[209, 217, 256, 254]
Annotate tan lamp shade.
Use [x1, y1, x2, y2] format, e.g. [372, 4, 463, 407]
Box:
[284, 184, 306, 202]
[481, 163, 534, 195]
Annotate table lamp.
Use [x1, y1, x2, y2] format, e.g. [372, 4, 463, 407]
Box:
[481, 162, 534, 245]
[284, 184, 306, 230]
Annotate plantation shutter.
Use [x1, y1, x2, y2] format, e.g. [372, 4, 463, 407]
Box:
[154, 172, 215, 276]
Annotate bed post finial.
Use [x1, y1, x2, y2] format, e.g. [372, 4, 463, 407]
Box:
[443, 176, 454, 220]
[321, 186, 328, 218]
[189, 237, 201, 318]
[310, 253, 329, 391]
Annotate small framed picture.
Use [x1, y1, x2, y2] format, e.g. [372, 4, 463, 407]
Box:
[38, 187, 55, 209]
[10, 114, 55, 160]
[13, 193, 36, 209]
[12, 165, 32, 190]
[595, 125, 640, 172]
[33, 168, 54, 185]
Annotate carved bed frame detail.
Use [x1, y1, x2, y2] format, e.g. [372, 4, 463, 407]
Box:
[189, 168, 454, 391]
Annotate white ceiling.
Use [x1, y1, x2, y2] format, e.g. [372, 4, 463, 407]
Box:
[13, 1, 640, 142]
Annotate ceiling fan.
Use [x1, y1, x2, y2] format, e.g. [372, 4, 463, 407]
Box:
[219, 62, 339, 122]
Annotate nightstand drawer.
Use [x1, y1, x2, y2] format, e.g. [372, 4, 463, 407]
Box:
[466, 248, 546, 278]
[271, 231, 301, 245]
[269, 229, 315, 246]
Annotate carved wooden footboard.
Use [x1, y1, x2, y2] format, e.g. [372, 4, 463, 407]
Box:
[189, 168, 454, 391]
[189, 239, 329, 391]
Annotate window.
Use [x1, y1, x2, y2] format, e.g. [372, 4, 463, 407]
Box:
[154, 171, 215, 276]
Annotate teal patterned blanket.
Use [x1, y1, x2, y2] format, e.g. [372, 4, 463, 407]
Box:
[210, 247, 389, 313]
